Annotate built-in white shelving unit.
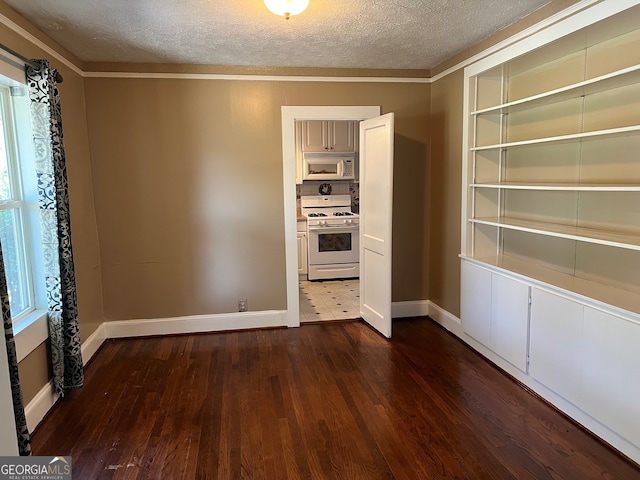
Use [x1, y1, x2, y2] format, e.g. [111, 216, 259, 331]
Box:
[459, 1, 640, 464]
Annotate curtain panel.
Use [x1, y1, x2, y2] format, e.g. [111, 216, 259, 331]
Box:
[1, 245, 31, 456]
[26, 59, 83, 397]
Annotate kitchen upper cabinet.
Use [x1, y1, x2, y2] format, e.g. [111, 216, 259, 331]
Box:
[301, 120, 357, 153]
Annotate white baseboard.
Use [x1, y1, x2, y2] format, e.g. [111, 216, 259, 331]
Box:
[24, 380, 57, 434]
[81, 322, 107, 365]
[426, 300, 462, 335]
[104, 310, 288, 338]
[391, 300, 430, 318]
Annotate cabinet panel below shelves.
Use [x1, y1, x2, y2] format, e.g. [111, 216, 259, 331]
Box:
[530, 288, 584, 403]
[581, 307, 640, 448]
[465, 249, 640, 316]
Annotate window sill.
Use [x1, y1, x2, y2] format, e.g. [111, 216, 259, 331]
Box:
[13, 310, 48, 362]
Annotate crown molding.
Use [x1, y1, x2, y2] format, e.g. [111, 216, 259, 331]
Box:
[0, 11, 84, 76]
[0, 0, 623, 84]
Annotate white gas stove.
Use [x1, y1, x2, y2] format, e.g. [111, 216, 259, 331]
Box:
[300, 195, 359, 280]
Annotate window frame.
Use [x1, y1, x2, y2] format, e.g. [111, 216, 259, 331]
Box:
[0, 62, 48, 361]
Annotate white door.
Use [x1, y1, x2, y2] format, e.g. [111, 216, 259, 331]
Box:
[359, 113, 394, 338]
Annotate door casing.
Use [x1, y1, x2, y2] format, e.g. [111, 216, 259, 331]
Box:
[281, 106, 381, 327]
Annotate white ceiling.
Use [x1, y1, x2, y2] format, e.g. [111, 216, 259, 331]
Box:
[5, 0, 551, 70]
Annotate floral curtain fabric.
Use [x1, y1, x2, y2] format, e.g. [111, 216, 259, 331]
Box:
[26, 59, 83, 397]
[1, 246, 31, 456]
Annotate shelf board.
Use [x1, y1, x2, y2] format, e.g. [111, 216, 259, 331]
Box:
[470, 183, 640, 191]
[463, 254, 640, 317]
[470, 216, 640, 251]
[471, 64, 640, 116]
[471, 125, 640, 151]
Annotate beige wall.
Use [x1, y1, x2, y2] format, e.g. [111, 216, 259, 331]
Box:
[428, 70, 464, 317]
[84, 78, 431, 319]
[0, 3, 104, 403]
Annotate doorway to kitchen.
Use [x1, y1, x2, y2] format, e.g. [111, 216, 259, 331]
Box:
[281, 106, 380, 328]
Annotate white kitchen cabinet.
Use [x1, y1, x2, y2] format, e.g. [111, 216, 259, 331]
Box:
[297, 221, 307, 276]
[461, 261, 530, 372]
[301, 120, 357, 153]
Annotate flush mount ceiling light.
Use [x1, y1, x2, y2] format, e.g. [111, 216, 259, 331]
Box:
[264, 0, 309, 20]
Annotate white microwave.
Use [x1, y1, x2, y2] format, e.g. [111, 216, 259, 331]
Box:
[302, 154, 355, 181]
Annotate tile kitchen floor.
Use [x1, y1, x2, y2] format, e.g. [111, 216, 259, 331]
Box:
[299, 279, 360, 323]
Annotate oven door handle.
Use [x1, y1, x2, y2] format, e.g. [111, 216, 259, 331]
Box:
[308, 226, 358, 234]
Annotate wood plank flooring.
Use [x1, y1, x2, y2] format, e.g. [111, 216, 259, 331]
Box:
[31, 318, 640, 479]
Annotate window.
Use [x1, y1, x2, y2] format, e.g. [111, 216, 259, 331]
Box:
[0, 70, 45, 336]
[0, 84, 33, 317]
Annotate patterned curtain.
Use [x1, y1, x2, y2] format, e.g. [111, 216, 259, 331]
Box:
[26, 60, 83, 397]
[1, 244, 31, 455]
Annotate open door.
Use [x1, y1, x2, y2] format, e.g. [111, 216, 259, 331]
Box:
[359, 112, 394, 338]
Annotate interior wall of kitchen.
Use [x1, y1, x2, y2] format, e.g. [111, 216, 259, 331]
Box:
[83, 78, 431, 320]
[0, 2, 104, 404]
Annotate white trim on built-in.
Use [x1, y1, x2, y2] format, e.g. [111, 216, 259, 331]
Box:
[281, 106, 380, 328]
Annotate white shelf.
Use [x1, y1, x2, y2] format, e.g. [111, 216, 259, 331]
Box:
[472, 64, 640, 116]
[463, 254, 640, 317]
[470, 216, 640, 251]
[471, 125, 640, 151]
[471, 183, 640, 191]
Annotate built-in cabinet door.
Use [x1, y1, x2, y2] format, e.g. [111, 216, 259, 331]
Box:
[581, 307, 640, 448]
[530, 288, 640, 448]
[529, 288, 584, 405]
[461, 261, 530, 372]
[461, 261, 492, 347]
[491, 274, 530, 372]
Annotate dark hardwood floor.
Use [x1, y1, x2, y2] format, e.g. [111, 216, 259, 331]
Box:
[31, 318, 640, 479]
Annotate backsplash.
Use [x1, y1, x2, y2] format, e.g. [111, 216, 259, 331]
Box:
[297, 181, 359, 213]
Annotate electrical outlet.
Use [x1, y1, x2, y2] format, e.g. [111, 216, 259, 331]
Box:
[238, 298, 248, 312]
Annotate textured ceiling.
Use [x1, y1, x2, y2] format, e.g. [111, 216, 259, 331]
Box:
[4, 0, 551, 70]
